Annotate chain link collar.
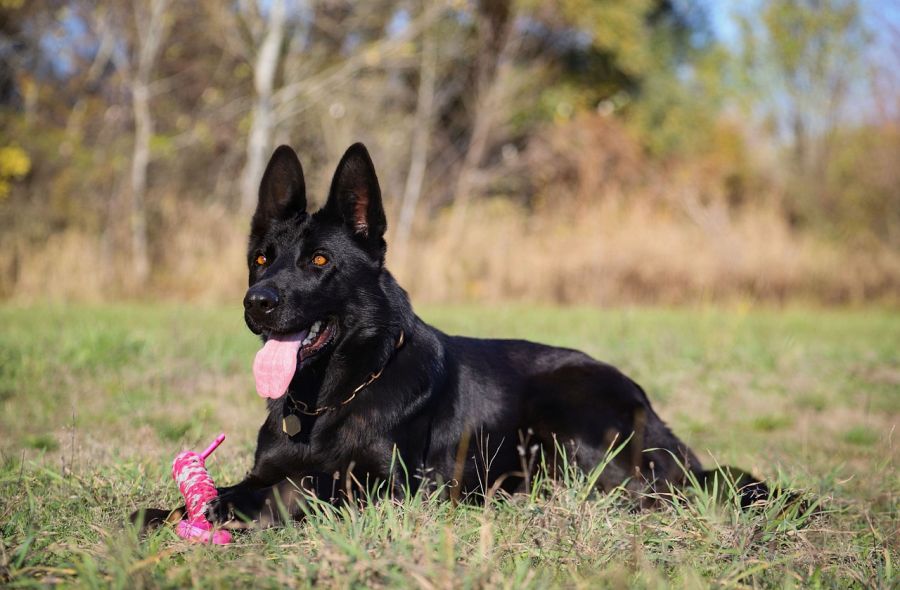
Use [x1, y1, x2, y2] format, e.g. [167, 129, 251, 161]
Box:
[282, 330, 405, 432]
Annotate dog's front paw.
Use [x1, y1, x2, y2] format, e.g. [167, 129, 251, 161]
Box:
[204, 494, 235, 524]
[205, 488, 259, 524]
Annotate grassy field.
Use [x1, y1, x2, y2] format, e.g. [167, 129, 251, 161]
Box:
[0, 304, 897, 588]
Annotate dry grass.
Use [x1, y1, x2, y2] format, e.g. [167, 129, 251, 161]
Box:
[4, 198, 899, 306]
[395, 199, 900, 305]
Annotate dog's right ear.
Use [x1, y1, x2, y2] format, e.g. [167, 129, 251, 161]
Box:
[252, 145, 307, 231]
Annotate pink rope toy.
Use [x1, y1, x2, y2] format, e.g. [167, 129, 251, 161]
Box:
[171, 433, 233, 545]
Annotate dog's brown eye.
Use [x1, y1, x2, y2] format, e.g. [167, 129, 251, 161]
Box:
[255, 254, 267, 266]
[312, 254, 328, 267]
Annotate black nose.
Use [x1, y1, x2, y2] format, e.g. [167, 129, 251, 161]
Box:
[244, 286, 279, 320]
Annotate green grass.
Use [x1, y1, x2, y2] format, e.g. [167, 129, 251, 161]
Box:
[0, 304, 897, 588]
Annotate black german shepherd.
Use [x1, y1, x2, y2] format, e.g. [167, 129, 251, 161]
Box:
[135, 143, 768, 529]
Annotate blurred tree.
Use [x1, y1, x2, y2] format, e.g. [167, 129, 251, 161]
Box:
[457, 0, 718, 204]
[511, 0, 707, 122]
[446, 0, 515, 239]
[625, 0, 724, 158]
[737, 0, 871, 227]
[237, 0, 289, 214]
[0, 144, 29, 199]
[1, 0, 49, 105]
[126, 0, 171, 284]
[395, 0, 438, 261]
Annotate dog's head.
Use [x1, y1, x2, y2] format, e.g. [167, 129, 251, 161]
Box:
[244, 143, 388, 392]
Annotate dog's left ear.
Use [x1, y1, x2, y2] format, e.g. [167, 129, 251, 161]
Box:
[323, 143, 387, 246]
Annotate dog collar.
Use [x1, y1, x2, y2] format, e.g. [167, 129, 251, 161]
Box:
[282, 330, 405, 435]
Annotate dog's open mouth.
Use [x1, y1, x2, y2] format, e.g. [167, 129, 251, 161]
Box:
[252, 318, 336, 399]
[295, 318, 336, 358]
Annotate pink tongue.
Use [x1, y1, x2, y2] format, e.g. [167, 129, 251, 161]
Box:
[253, 334, 306, 399]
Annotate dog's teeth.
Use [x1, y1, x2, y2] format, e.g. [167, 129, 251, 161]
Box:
[300, 321, 324, 348]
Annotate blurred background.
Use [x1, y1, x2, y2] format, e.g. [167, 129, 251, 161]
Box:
[0, 0, 898, 305]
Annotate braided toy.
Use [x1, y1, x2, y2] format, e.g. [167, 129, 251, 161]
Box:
[171, 433, 233, 545]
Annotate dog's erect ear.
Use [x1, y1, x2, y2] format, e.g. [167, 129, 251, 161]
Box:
[252, 145, 307, 230]
[323, 143, 386, 242]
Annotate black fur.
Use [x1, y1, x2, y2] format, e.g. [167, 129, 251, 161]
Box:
[132, 143, 769, 530]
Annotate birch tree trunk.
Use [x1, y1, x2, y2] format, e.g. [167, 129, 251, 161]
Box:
[394, 6, 438, 265]
[129, 0, 170, 286]
[239, 0, 287, 214]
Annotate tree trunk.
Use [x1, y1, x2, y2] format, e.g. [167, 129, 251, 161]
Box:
[130, 81, 152, 285]
[240, 0, 287, 214]
[128, 0, 170, 286]
[394, 6, 437, 265]
[445, 0, 514, 242]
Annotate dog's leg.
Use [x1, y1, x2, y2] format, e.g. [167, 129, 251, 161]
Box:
[203, 466, 286, 524]
[127, 473, 278, 532]
[128, 476, 297, 533]
[206, 473, 333, 527]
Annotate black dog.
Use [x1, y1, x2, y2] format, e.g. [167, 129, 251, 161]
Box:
[135, 143, 767, 529]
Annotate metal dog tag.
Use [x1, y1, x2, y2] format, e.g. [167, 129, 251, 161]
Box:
[282, 414, 302, 436]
